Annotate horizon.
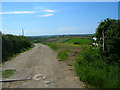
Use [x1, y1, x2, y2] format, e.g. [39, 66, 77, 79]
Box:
[26, 33, 93, 37]
[1, 2, 118, 36]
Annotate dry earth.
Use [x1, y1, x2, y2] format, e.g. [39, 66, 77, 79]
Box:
[1, 44, 84, 88]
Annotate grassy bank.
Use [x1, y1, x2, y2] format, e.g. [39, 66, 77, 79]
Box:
[75, 47, 119, 88]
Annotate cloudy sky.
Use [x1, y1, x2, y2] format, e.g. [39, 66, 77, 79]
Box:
[1, 2, 118, 36]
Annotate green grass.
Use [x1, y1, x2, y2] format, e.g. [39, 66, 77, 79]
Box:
[65, 38, 92, 45]
[57, 49, 71, 61]
[75, 47, 119, 88]
[2, 69, 16, 78]
[42, 43, 58, 51]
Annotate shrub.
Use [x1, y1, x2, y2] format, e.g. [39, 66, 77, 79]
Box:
[95, 18, 120, 64]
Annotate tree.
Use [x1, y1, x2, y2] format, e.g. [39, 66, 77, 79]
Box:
[95, 18, 120, 64]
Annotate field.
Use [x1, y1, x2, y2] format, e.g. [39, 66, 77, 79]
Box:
[29, 35, 92, 45]
[64, 38, 91, 45]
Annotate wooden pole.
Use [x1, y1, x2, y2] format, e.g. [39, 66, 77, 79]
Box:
[102, 30, 105, 51]
[22, 29, 24, 36]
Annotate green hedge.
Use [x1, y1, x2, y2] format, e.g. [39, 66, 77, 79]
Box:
[2, 34, 34, 62]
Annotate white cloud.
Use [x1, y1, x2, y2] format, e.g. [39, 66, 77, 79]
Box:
[0, 11, 36, 14]
[40, 14, 54, 17]
[35, 6, 43, 10]
[44, 10, 56, 13]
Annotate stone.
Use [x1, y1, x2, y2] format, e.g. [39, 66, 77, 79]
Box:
[42, 76, 47, 80]
[44, 81, 51, 84]
[33, 74, 43, 81]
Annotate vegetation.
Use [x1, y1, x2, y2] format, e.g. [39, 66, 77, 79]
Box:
[57, 49, 71, 61]
[2, 34, 34, 62]
[65, 38, 92, 45]
[42, 43, 58, 51]
[75, 47, 119, 88]
[2, 69, 16, 78]
[75, 18, 120, 88]
[95, 18, 120, 65]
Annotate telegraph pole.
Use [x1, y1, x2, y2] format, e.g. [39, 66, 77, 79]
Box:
[102, 30, 105, 52]
[22, 29, 24, 36]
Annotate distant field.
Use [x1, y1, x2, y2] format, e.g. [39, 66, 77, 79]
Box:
[65, 38, 92, 45]
[28, 35, 92, 45]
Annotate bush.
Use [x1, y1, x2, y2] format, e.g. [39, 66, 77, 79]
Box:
[2, 34, 34, 62]
[95, 18, 120, 64]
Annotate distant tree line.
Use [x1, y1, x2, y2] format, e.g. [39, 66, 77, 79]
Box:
[2, 34, 34, 62]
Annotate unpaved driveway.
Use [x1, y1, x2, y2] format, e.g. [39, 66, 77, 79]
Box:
[2, 44, 84, 88]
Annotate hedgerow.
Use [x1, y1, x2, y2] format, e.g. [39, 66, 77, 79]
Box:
[2, 34, 34, 62]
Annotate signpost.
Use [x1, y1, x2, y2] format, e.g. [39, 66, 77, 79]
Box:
[92, 36, 98, 47]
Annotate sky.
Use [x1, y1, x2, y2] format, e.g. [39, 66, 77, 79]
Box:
[0, 2, 118, 36]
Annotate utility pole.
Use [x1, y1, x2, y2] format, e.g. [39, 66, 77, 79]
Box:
[102, 30, 105, 52]
[22, 29, 24, 36]
[63, 35, 64, 43]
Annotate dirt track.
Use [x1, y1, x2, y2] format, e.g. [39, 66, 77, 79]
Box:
[2, 44, 84, 88]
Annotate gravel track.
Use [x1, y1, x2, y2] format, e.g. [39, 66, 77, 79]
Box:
[2, 44, 84, 88]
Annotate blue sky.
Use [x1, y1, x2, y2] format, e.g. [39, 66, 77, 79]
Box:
[1, 2, 118, 36]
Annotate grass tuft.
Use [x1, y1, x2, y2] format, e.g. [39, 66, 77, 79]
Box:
[57, 49, 71, 61]
[2, 69, 16, 78]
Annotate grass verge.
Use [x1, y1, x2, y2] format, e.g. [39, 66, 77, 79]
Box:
[74, 47, 119, 88]
[57, 49, 71, 61]
[42, 43, 58, 51]
[2, 69, 16, 78]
